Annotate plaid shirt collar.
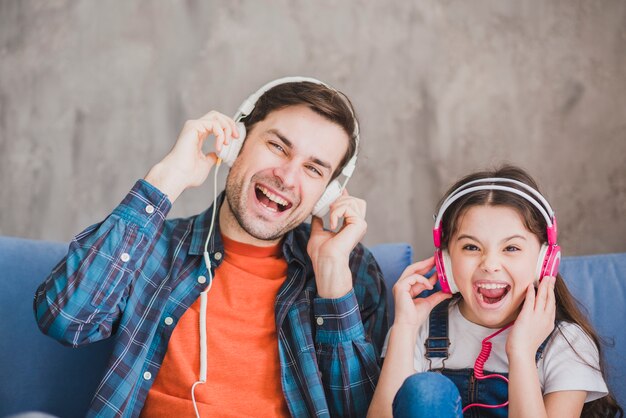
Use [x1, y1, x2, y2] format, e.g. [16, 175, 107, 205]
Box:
[188, 192, 308, 267]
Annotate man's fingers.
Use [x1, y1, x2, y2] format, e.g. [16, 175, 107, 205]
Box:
[310, 215, 324, 234]
[329, 198, 365, 230]
[204, 152, 218, 164]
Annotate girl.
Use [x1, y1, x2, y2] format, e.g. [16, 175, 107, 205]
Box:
[368, 165, 623, 418]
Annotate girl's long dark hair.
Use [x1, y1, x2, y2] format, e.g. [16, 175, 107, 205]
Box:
[437, 164, 623, 417]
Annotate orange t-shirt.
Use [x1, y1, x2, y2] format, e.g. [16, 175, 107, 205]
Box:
[141, 235, 290, 417]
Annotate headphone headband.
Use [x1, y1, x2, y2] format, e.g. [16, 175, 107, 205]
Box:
[440, 178, 555, 219]
[235, 76, 360, 143]
[433, 179, 558, 247]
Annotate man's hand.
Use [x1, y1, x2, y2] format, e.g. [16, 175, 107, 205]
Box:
[392, 257, 452, 328]
[144, 111, 239, 202]
[307, 190, 366, 299]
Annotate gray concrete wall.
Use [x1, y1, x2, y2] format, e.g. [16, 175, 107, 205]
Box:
[1, 0, 625, 259]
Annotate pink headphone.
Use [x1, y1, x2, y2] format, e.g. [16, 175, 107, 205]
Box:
[433, 177, 561, 294]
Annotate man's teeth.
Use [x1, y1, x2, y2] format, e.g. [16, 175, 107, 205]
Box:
[476, 283, 508, 290]
[257, 186, 288, 206]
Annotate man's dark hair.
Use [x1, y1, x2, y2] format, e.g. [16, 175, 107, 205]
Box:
[242, 81, 359, 180]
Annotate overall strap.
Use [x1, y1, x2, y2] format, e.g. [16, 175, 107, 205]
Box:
[425, 299, 452, 360]
[535, 323, 558, 363]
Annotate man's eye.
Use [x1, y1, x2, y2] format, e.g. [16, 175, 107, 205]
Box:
[269, 142, 285, 154]
[306, 165, 322, 177]
[462, 244, 479, 251]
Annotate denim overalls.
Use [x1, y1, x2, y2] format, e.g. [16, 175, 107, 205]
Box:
[423, 300, 553, 418]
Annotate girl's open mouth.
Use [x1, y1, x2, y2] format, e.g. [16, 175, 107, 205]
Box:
[476, 283, 511, 305]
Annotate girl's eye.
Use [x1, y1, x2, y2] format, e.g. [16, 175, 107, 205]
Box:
[504, 246, 521, 252]
[462, 244, 479, 251]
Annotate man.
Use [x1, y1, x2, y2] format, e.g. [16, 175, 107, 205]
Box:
[34, 78, 388, 417]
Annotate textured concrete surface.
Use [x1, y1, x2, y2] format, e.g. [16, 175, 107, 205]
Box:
[1, 1, 625, 258]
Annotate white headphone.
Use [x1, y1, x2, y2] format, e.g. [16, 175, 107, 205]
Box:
[217, 76, 360, 217]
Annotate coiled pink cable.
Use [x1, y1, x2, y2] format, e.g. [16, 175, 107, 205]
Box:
[462, 322, 514, 413]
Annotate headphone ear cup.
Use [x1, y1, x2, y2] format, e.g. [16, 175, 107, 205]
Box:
[536, 243, 561, 285]
[217, 122, 246, 167]
[311, 180, 342, 217]
[535, 244, 549, 286]
[435, 249, 458, 294]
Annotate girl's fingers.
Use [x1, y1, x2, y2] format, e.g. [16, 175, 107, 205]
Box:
[521, 284, 535, 316]
[400, 257, 436, 279]
[545, 276, 557, 315]
[415, 291, 453, 310]
[408, 279, 434, 297]
[395, 273, 432, 293]
[536, 276, 552, 311]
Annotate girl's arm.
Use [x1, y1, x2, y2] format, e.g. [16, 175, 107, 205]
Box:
[544, 391, 587, 417]
[506, 276, 587, 418]
[367, 324, 420, 418]
[367, 257, 452, 418]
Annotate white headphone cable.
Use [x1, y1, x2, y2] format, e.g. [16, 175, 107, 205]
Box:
[191, 158, 221, 418]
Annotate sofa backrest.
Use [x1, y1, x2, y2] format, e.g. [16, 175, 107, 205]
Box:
[2, 236, 623, 415]
[0, 237, 412, 417]
[372, 245, 626, 410]
[0, 237, 114, 418]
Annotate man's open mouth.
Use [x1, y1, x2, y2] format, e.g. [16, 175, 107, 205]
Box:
[476, 283, 511, 305]
[255, 185, 293, 213]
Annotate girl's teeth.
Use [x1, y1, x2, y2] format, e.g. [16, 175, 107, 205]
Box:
[477, 283, 507, 290]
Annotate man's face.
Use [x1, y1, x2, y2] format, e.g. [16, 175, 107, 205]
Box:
[224, 104, 350, 241]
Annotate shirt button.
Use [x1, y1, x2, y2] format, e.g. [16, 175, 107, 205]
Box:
[143, 371, 152, 380]
[214, 252, 222, 261]
[120, 253, 130, 262]
[164, 317, 174, 326]
[316, 317, 324, 326]
[198, 276, 207, 284]
[145, 205, 155, 214]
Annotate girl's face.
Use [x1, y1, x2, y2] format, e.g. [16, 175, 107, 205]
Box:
[448, 205, 542, 328]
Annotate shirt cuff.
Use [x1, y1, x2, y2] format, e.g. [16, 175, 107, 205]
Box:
[313, 290, 365, 344]
[112, 179, 172, 236]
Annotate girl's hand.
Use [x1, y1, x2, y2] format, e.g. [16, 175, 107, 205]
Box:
[392, 256, 452, 327]
[506, 276, 557, 359]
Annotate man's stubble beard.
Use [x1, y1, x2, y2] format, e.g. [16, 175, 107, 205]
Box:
[224, 167, 304, 242]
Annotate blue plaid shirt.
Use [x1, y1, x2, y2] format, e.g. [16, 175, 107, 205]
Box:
[34, 180, 388, 417]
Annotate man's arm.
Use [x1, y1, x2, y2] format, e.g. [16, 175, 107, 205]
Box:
[34, 111, 238, 346]
[307, 191, 388, 417]
[313, 245, 388, 417]
[34, 180, 172, 346]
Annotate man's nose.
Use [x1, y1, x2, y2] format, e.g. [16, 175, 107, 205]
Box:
[273, 161, 299, 189]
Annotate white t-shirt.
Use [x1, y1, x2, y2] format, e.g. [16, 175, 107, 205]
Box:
[382, 302, 608, 402]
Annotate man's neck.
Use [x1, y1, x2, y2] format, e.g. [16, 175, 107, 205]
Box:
[218, 199, 283, 248]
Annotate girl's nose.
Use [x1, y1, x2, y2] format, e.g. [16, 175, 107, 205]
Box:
[480, 252, 502, 273]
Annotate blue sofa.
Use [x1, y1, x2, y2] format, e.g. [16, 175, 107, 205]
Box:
[1, 236, 624, 417]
